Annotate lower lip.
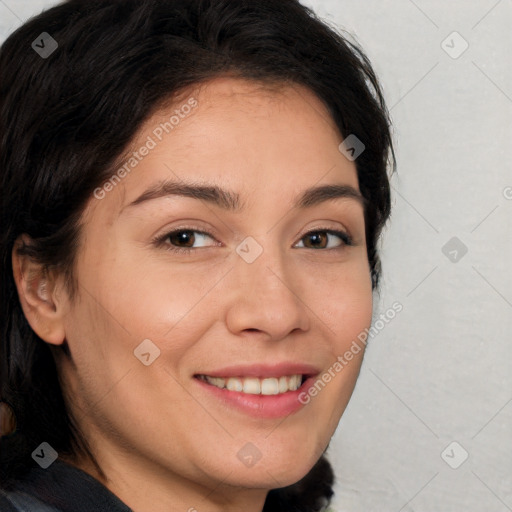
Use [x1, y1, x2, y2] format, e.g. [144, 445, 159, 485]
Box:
[194, 376, 315, 419]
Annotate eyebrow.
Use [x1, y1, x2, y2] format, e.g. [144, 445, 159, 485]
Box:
[123, 179, 366, 213]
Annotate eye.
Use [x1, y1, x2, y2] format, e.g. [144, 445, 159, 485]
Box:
[294, 229, 353, 250]
[154, 228, 219, 254]
[153, 227, 353, 255]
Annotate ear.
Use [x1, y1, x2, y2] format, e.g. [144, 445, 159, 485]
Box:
[11, 235, 67, 346]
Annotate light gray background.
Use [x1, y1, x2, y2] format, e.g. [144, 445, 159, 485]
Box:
[1, 1, 511, 511]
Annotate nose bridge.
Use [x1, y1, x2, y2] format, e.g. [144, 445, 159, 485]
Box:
[226, 237, 310, 339]
[237, 235, 292, 297]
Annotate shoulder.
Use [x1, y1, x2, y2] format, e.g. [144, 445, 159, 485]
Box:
[0, 487, 60, 511]
[0, 491, 19, 512]
[0, 458, 132, 512]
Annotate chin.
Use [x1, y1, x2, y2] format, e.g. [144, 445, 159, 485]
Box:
[222, 445, 324, 490]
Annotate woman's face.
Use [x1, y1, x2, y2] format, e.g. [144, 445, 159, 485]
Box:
[57, 77, 372, 498]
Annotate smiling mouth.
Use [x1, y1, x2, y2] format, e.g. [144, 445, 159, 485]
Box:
[195, 374, 307, 395]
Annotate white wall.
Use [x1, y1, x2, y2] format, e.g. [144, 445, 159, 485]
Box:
[1, 1, 511, 510]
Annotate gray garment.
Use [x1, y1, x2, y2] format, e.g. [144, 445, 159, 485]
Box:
[0, 488, 60, 511]
[0, 459, 132, 512]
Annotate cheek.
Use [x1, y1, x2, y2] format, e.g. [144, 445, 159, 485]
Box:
[74, 237, 215, 337]
[295, 255, 372, 419]
[305, 257, 373, 352]
[107, 258, 224, 350]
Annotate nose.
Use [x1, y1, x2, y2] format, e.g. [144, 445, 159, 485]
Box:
[224, 245, 311, 341]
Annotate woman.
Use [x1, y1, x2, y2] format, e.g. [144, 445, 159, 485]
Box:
[0, 0, 394, 510]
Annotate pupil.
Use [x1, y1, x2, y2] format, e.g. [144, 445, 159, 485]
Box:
[308, 232, 326, 248]
[173, 231, 194, 247]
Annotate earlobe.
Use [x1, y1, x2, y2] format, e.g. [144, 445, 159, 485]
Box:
[11, 236, 67, 346]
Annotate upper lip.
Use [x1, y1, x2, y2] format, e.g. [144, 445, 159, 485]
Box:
[195, 362, 320, 379]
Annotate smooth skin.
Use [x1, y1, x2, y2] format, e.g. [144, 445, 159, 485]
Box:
[13, 76, 373, 512]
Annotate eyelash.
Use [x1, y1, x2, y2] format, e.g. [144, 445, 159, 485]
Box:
[152, 226, 354, 255]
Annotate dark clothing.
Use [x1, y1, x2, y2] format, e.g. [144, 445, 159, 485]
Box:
[0, 459, 132, 512]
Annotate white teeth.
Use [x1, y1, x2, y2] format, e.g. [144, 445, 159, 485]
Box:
[278, 376, 288, 393]
[260, 378, 279, 395]
[201, 374, 303, 394]
[208, 377, 225, 388]
[226, 377, 243, 392]
[243, 378, 261, 394]
[289, 374, 301, 390]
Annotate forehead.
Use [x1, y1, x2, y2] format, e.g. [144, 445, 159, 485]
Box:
[83, 76, 359, 221]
